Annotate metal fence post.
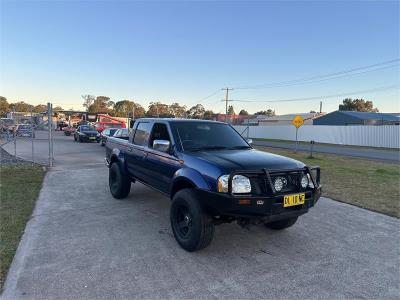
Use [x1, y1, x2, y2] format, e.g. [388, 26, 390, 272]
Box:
[13, 129, 17, 162]
[47, 102, 53, 167]
[31, 106, 34, 165]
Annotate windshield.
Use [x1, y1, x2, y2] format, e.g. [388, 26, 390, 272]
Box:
[80, 125, 96, 131]
[173, 122, 250, 151]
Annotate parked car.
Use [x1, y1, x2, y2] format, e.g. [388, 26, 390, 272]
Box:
[94, 122, 124, 133]
[62, 126, 76, 136]
[112, 128, 129, 140]
[99, 128, 118, 146]
[73, 125, 100, 143]
[15, 124, 35, 138]
[0, 118, 15, 137]
[105, 119, 321, 252]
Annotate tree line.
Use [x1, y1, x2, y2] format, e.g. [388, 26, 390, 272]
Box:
[0, 95, 378, 119]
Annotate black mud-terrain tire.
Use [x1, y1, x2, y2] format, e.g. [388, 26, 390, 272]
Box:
[265, 217, 298, 230]
[170, 189, 214, 252]
[109, 162, 131, 199]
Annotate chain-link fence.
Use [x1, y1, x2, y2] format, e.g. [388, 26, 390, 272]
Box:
[0, 103, 54, 166]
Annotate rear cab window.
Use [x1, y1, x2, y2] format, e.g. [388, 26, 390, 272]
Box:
[132, 122, 150, 146]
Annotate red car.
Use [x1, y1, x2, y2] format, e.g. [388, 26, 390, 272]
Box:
[94, 122, 125, 133]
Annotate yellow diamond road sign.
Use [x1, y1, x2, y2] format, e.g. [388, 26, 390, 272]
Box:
[292, 115, 304, 129]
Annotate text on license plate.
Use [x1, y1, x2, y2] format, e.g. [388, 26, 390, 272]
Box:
[89, 137, 95, 139]
[283, 193, 305, 207]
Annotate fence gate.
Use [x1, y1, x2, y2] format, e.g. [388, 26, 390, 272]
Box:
[0, 102, 55, 166]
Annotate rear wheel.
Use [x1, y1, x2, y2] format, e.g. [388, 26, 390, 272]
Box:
[170, 189, 214, 251]
[264, 217, 298, 230]
[109, 162, 131, 199]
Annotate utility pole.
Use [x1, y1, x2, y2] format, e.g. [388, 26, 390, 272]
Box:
[319, 101, 323, 113]
[221, 87, 233, 123]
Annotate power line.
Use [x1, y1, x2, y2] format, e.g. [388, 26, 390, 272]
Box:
[234, 59, 400, 90]
[195, 89, 221, 104]
[226, 85, 399, 103]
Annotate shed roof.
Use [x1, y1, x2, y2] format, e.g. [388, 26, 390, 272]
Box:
[338, 111, 400, 121]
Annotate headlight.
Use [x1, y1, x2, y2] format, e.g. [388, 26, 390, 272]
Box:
[218, 175, 251, 194]
[300, 174, 309, 188]
[273, 177, 287, 192]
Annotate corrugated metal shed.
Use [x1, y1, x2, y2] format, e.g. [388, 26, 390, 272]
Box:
[313, 111, 400, 125]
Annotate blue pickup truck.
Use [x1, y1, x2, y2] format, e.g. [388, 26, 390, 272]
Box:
[105, 119, 321, 251]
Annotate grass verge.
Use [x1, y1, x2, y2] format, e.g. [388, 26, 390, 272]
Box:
[0, 166, 45, 291]
[256, 146, 400, 218]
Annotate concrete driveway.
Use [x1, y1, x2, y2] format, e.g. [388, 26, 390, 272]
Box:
[2, 134, 399, 299]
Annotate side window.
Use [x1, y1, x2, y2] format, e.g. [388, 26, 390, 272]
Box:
[149, 123, 171, 148]
[133, 122, 150, 146]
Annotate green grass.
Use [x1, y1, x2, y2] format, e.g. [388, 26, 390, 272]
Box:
[256, 146, 400, 218]
[253, 138, 397, 151]
[0, 166, 45, 291]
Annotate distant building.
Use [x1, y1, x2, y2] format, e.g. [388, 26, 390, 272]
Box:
[313, 111, 400, 126]
[213, 114, 257, 125]
[258, 113, 324, 126]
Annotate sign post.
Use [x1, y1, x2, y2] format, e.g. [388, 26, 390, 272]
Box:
[292, 115, 304, 153]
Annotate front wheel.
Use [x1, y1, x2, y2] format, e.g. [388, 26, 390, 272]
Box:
[264, 217, 298, 230]
[109, 162, 131, 199]
[170, 189, 214, 252]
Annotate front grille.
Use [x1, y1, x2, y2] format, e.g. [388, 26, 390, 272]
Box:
[228, 167, 320, 197]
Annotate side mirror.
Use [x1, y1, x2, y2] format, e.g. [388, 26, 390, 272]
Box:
[247, 138, 253, 145]
[153, 139, 170, 153]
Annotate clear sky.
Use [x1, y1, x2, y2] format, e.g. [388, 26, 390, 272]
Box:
[1, 0, 399, 114]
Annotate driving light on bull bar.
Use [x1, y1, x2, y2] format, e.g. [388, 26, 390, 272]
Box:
[218, 175, 251, 194]
[273, 177, 287, 192]
[301, 174, 309, 188]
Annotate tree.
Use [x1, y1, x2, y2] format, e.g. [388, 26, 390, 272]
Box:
[339, 98, 379, 112]
[9, 101, 34, 112]
[33, 104, 48, 113]
[310, 110, 317, 113]
[187, 104, 205, 119]
[88, 96, 112, 113]
[53, 106, 64, 111]
[203, 110, 214, 120]
[239, 109, 248, 115]
[169, 102, 187, 118]
[113, 100, 145, 119]
[227, 105, 235, 115]
[82, 95, 95, 111]
[147, 101, 171, 117]
[255, 109, 275, 116]
[0, 96, 10, 117]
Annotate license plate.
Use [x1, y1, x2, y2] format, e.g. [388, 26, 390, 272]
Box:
[89, 137, 95, 140]
[283, 193, 305, 207]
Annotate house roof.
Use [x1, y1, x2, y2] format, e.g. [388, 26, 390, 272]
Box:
[338, 111, 400, 121]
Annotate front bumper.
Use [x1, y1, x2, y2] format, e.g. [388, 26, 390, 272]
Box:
[198, 166, 322, 221]
[81, 135, 100, 142]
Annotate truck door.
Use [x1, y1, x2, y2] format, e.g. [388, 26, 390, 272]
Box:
[125, 121, 151, 183]
[145, 122, 181, 193]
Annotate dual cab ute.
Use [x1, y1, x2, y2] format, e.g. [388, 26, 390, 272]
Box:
[105, 119, 321, 251]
